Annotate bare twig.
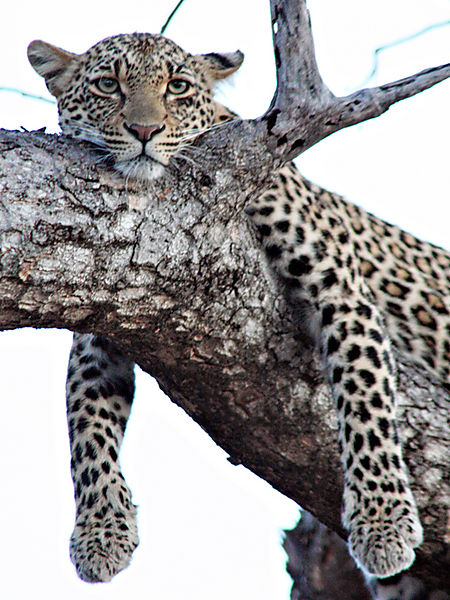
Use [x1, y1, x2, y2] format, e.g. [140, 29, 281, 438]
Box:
[0, 86, 55, 105]
[360, 20, 450, 87]
[160, 0, 187, 35]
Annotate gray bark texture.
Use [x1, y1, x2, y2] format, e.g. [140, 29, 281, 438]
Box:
[283, 511, 372, 600]
[0, 0, 449, 593]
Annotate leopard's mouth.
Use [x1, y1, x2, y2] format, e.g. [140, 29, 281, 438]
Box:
[76, 131, 169, 179]
[113, 155, 167, 182]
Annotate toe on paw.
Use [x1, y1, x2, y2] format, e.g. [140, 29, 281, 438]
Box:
[70, 516, 139, 582]
[349, 527, 416, 578]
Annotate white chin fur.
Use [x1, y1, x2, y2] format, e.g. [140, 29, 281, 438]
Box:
[114, 158, 166, 182]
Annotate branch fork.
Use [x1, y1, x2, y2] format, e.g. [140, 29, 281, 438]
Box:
[263, 0, 450, 160]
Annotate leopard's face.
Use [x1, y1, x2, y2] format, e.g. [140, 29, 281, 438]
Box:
[28, 33, 243, 180]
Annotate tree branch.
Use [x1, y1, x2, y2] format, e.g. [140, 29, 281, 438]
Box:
[270, 0, 333, 110]
[263, 0, 450, 160]
[0, 128, 448, 590]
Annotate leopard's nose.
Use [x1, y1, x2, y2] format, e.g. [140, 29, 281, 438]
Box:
[125, 123, 165, 143]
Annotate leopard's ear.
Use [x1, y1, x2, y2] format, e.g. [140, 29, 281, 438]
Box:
[196, 51, 244, 81]
[27, 40, 79, 97]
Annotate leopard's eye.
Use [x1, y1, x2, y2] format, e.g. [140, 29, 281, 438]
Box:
[94, 77, 120, 94]
[166, 79, 192, 95]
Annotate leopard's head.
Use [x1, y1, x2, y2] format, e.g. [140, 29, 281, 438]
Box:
[28, 33, 243, 180]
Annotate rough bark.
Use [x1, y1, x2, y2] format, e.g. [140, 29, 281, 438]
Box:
[284, 511, 372, 600]
[1, 0, 449, 592]
[1, 127, 449, 591]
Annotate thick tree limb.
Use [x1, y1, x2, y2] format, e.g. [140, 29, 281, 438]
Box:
[1, 0, 449, 591]
[0, 128, 448, 591]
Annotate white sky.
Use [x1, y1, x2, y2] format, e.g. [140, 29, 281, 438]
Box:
[0, 1, 449, 599]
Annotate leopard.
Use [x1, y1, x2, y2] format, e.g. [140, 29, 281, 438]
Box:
[27, 33, 449, 597]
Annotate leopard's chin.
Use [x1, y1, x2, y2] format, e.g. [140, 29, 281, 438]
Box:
[114, 156, 166, 182]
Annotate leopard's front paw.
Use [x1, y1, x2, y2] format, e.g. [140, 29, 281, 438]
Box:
[70, 504, 139, 583]
[347, 504, 423, 577]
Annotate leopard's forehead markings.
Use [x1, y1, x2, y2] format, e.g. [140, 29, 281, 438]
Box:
[83, 33, 193, 82]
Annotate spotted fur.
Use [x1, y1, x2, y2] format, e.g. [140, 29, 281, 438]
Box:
[28, 33, 449, 594]
[65, 333, 137, 581]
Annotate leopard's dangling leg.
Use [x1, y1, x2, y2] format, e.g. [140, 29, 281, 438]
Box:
[317, 282, 423, 577]
[249, 168, 423, 578]
[66, 333, 138, 582]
